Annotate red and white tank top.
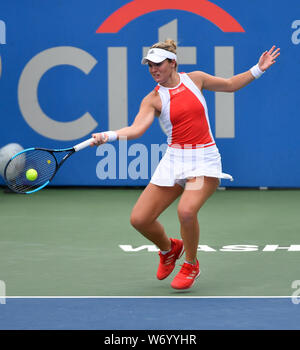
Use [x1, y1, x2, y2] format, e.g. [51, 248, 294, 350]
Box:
[155, 73, 215, 149]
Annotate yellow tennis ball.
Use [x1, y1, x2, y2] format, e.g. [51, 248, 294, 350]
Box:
[26, 168, 38, 181]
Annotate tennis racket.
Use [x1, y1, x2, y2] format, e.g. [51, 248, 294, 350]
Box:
[4, 137, 94, 194]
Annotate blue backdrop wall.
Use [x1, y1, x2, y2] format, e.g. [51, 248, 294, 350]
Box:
[0, 0, 299, 187]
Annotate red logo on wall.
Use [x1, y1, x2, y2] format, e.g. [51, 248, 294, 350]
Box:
[96, 0, 245, 33]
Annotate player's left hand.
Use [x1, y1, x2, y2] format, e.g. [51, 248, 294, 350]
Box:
[258, 46, 280, 71]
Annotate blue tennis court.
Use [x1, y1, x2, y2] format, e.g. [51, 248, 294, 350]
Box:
[0, 297, 299, 330]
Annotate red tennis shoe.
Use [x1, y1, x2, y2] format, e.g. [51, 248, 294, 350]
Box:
[171, 260, 200, 290]
[156, 238, 184, 280]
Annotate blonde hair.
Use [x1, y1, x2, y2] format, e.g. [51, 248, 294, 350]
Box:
[151, 39, 177, 69]
[150, 39, 177, 54]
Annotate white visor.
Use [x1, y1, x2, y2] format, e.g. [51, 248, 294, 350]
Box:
[141, 48, 177, 65]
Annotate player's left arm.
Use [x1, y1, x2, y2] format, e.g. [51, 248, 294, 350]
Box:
[190, 45, 280, 93]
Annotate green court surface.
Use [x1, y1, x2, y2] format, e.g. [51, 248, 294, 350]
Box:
[0, 187, 299, 297]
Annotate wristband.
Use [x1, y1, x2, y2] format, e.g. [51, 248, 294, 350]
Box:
[102, 131, 118, 142]
[250, 64, 265, 79]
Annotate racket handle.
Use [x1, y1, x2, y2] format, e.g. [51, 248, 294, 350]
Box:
[73, 137, 95, 152]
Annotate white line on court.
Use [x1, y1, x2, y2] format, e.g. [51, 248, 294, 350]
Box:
[4, 296, 295, 299]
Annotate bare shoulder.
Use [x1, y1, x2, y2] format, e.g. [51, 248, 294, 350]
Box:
[142, 89, 161, 114]
[141, 89, 156, 102]
[187, 71, 206, 90]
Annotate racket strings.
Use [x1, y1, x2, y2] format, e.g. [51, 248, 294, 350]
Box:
[5, 149, 57, 193]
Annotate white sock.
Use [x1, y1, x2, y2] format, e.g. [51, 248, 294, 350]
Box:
[184, 260, 197, 265]
[160, 249, 171, 255]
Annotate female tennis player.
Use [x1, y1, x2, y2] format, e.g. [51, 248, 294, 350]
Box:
[92, 39, 280, 290]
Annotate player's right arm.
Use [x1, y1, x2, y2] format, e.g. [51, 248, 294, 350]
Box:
[92, 91, 157, 144]
[116, 92, 157, 140]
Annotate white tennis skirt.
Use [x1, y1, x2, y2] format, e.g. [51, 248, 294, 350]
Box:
[150, 144, 233, 188]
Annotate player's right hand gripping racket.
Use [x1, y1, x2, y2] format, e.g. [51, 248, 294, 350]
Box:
[4, 137, 94, 194]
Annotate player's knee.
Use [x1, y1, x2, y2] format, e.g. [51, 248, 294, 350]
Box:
[177, 206, 196, 224]
[130, 212, 148, 230]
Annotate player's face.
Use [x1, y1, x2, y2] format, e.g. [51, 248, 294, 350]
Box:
[148, 59, 175, 85]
